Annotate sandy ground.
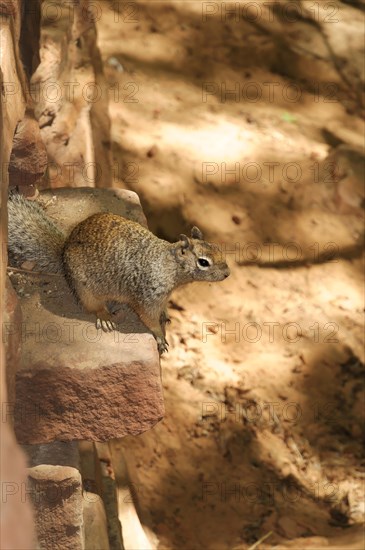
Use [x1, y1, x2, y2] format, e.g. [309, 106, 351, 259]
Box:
[95, 1, 364, 548]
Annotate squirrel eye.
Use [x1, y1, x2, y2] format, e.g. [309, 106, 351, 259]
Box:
[197, 257, 211, 268]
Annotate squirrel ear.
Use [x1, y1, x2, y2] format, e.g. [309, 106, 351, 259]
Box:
[191, 226, 203, 240]
[179, 234, 190, 251]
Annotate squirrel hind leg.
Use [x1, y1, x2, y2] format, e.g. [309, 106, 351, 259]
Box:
[73, 284, 116, 332]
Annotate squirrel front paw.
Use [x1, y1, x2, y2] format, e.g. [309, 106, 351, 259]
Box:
[96, 318, 116, 332]
[156, 336, 169, 355]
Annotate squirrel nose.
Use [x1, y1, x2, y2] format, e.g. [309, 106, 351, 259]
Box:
[223, 267, 230, 278]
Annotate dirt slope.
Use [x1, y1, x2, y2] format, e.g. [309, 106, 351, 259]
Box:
[95, 1, 364, 548]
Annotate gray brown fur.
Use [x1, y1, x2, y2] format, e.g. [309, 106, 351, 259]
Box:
[8, 195, 230, 353]
[7, 194, 64, 272]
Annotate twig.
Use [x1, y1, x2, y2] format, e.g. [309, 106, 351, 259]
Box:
[7, 266, 61, 277]
[248, 531, 273, 550]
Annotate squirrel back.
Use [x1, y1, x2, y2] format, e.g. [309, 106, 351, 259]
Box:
[7, 193, 65, 273]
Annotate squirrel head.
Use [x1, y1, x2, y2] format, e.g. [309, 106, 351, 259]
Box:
[173, 226, 230, 282]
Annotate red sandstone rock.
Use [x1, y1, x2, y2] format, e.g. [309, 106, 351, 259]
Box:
[28, 465, 84, 550]
[31, 4, 112, 188]
[4, 278, 22, 418]
[9, 110, 48, 189]
[0, 0, 18, 18]
[12, 188, 163, 445]
[1, 9, 37, 547]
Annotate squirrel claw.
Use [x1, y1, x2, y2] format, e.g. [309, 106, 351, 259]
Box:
[156, 337, 169, 355]
[160, 311, 171, 325]
[96, 318, 116, 332]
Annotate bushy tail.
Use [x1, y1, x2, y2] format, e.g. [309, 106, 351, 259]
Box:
[7, 194, 65, 273]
